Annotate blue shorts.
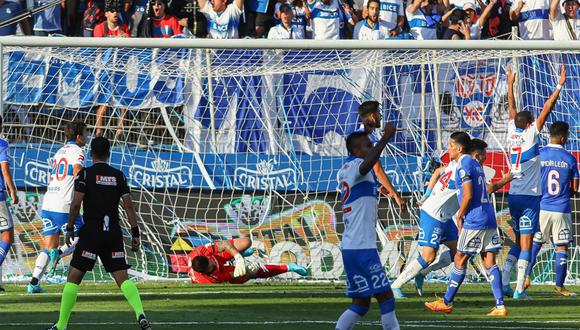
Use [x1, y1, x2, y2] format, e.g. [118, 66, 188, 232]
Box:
[418, 210, 458, 249]
[508, 195, 540, 236]
[342, 248, 391, 298]
[41, 210, 83, 236]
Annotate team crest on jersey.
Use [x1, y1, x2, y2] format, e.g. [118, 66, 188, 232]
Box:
[82, 250, 97, 260]
[96, 175, 117, 186]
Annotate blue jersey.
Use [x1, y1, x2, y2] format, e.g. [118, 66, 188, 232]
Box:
[540, 144, 579, 213]
[0, 138, 11, 201]
[0, 1, 22, 36]
[456, 154, 496, 230]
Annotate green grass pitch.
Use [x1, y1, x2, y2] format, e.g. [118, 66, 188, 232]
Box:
[0, 282, 578, 329]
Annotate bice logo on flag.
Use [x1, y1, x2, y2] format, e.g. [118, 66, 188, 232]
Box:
[96, 175, 117, 186]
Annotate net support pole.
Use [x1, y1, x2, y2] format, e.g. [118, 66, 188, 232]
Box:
[205, 48, 218, 152]
[420, 61, 426, 155]
[432, 51, 442, 152]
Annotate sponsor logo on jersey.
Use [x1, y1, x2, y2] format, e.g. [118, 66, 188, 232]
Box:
[234, 160, 299, 190]
[129, 158, 193, 189]
[112, 251, 125, 259]
[82, 250, 97, 260]
[96, 175, 117, 186]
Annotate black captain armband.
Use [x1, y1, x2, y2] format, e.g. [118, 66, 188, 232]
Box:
[131, 226, 140, 238]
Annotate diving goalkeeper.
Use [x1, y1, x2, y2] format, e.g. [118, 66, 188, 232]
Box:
[188, 237, 307, 284]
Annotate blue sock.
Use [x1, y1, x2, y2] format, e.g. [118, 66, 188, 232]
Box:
[0, 240, 10, 266]
[443, 266, 466, 305]
[417, 255, 429, 269]
[486, 265, 504, 308]
[555, 250, 568, 287]
[519, 249, 531, 263]
[527, 242, 542, 277]
[508, 245, 521, 259]
[379, 298, 399, 329]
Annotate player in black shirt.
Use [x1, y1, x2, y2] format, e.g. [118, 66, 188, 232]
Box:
[47, 137, 151, 330]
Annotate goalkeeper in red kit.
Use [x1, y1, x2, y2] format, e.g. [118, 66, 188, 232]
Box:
[188, 238, 308, 284]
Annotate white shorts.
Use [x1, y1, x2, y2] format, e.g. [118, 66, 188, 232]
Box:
[0, 201, 14, 232]
[534, 210, 572, 246]
[458, 228, 502, 255]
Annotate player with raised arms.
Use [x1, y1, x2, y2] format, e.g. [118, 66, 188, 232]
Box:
[357, 101, 406, 212]
[0, 131, 19, 292]
[336, 125, 400, 330]
[28, 122, 88, 294]
[502, 65, 566, 299]
[188, 237, 308, 284]
[425, 132, 507, 316]
[527, 121, 578, 296]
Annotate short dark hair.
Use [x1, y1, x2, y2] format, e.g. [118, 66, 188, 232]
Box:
[346, 131, 368, 155]
[64, 121, 87, 142]
[279, 3, 293, 12]
[514, 111, 534, 129]
[91, 136, 111, 159]
[469, 138, 488, 154]
[549, 121, 569, 138]
[449, 9, 467, 24]
[358, 100, 380, 118]
[367, 0, 380, 7]
[192, 256, 210, 274]
[450, 131, 471, 152]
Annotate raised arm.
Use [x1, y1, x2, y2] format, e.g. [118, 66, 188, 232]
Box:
[477, 0, 497, 27]
[510, 0, 525, 21]
[507, 65, 517, 120]
[234, 0, 244, 11]
[407, 0, 424, 15]
[549, 0, 560, 20]
[198, 0, 208, 11]
[359, 124, 397, 176]
[536, 65, 566, 131]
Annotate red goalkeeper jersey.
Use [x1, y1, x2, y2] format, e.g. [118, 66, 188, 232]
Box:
[188, 242, 239, 284]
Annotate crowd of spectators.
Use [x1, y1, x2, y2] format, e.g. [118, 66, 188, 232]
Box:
[0, 0, 577, 41]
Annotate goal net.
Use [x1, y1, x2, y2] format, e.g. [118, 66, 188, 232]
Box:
[0, 39, 578, 286]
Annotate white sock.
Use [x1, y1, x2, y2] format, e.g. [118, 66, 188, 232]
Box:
[0, 265, 3, 286]
[502, 254, 517, 286]
[336, 309, 362, 330]
[32, 250, 50, 281]
[392, 259, 425, 289]
[515, 259, 529, 293]
[419, 251, 452, 276]
[381, 311, 400, 330]
[59, 238, 79, 257]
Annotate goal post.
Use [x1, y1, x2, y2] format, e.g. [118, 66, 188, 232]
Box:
[0, 37, 578, 285]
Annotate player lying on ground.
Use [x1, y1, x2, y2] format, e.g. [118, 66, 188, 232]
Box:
[0, 134, 18, 292]
[336, 126, 400, 330]
[525, 121, 578, 296]
[188, 237, 308, 284]
[391, 139, 512, 299]
[29, 122, 88, 294]
[425, 132, 507, 316]
[48, 137, 150, 330]
[503, 65, 566, 299]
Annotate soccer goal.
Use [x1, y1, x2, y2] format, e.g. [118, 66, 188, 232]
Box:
[0, 37, 578, 285]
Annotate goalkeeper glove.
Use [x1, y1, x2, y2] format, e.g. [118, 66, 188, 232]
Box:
[233, 254, 247, 278]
